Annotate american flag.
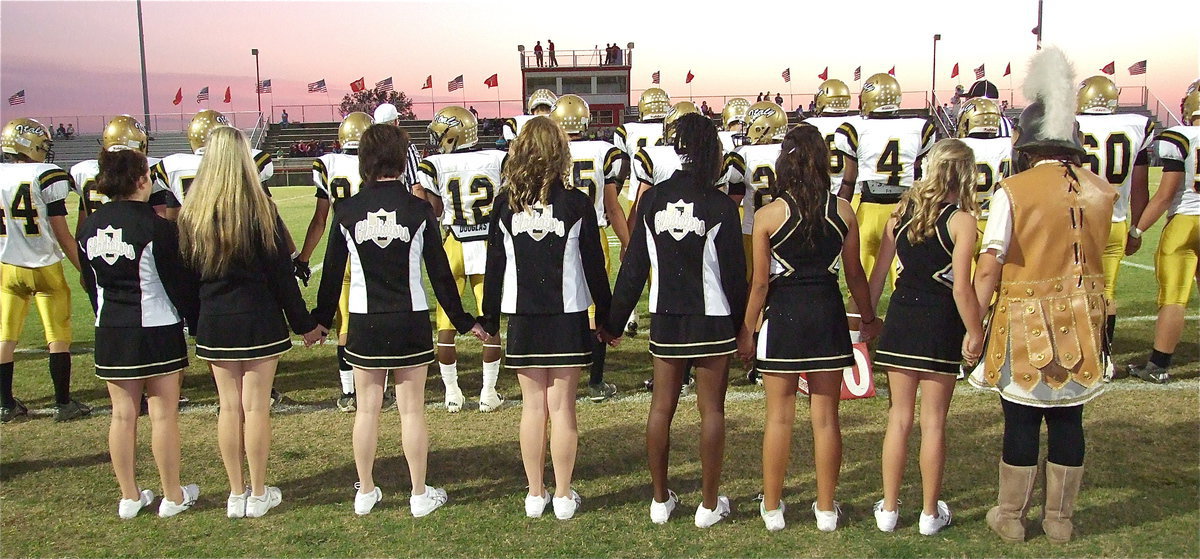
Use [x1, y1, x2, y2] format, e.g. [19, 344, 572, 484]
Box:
[307, 79, 327, 93]
[974, 64, 986, 80]
[448, 75, 464, 92]
[7, 90, 25, 106]
[376, 77, 394, 92]
[782, 68, 791, 83]
[651, 71, 660, 84]
[256, 79, 272, 93]
[1128, 60, 1147, 75]
[196, 86, 209, 103]
[853, 66, 861, 81]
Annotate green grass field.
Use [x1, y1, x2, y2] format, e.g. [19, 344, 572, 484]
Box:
[2, 171, 1197, 558]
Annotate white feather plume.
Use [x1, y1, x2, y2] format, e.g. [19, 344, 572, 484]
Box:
[1021, 46, 1078, 142]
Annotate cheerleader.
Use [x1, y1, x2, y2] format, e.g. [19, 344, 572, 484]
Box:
[480, 117, 612, 520]
[311, 124, 485, 516]
[604, 113, 746, 527]
[736, 125, 881, 532]
[177, 126, 326, 519]
[77, 147, 200, 518]
[867, 139, 984, 535]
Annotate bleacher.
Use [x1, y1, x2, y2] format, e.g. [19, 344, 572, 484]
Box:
[52, 130, 230, 173]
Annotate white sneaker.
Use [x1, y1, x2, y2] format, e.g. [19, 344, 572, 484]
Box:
[760, 497, 786, 532]
[918, 500, 952, 535]
[553, 490, 581, 520]
[445, 386, 464, 413]
[118, 489, 154, 519]
[245, 486, 282, 518]
[873, 499, 899, 532]
[354, 483, 382, 516]
[524, 488, 551, 518]
[695, 495, 730, 528]
[410, 485, 447, 517]
[158, 484, 199, 518]
[812, 501, 841, 532]
[227, 489, 249, 518]
[478, 389, 504, 413]
[649, 490, 678, 524]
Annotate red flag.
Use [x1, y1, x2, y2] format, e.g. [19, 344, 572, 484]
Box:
[484, 74, 499, 88]
[888, 66, 896, 76]
[421, 75, 432, 90]
[950, 63, 959, 78]
[350, 77, 366, 92]
[1004, 62, 1012, 77]
[686, 70, 694, 84]
[1101, 61, 1115, 75]
[222, 86, 231, 103]
[172, 87, 183, 106]
[818, 66, 829, 81]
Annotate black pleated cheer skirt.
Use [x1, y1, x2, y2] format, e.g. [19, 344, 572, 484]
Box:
[195, 311, 291, 362]
[504, 312, 593, 369]
[755, 283, 853, 373]
[649, 313, 737, 359]
[94, 323, 188, 380]
[875, 288, 965, 375]
[344, 311, 435, 370]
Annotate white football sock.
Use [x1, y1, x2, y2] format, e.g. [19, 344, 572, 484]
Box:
[439, 362, 461, 392]
[848, 330, 862, 343]
[339, 369, 355, 394]
[481, 358, 501, 393]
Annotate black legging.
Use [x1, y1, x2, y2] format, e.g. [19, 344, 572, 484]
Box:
[1001, 398, 1085, 467]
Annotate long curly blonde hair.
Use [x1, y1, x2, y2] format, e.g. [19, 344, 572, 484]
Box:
[892, 138, 979, 244]
[501, 116, 571, 213]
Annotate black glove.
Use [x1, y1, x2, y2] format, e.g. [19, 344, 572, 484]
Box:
[293, 258, 311, 286]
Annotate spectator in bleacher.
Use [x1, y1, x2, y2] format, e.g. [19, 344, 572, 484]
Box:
[700, 100, 713, 117]
[764, 92, 771, 104]
[809, 100, 816, 113]
[613, 42, 623, 65]
[56, 123, 67, 139]
[774, 93, 784, 106]
[280, 110, 290, 128]
[372, 103, 423, 190]
[65, 124, 75, 139]
[469, 106, 479, 119]
[548, 39, 558, 67]
[757, 92, 763, 102]
[534, 41, 544, 67]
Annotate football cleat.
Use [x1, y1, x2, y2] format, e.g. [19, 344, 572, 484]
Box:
[1, 118, 54, 162]
[957, 98, 1003, 138]
[743, 101, 788, 145]
[101, 115, 150, 153]
[662, 101, 700, 144]
[428, 106, 478, 154]
[527, 88, 558, 115]
[1076, 76, 1119, 115]
[815, 79, 852, 115]
[638, 88, 671, 121]
[860, 73, 902, 115]
[338, 112, 372, 150]
[187, 109, 229, 151]
[549, 94, 590, 135]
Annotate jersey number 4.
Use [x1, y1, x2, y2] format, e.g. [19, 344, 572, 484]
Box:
[877, 139, 904, 186]
[0, 183, 40, 236]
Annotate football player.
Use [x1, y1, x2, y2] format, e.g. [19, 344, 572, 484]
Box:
[417, 106, 507, 413]
[962, 78, 1014, 137]
[616, 87, 671, 203]
[69, 115, 169, 233]
[718, 98, 750, 154]
[803, 79, 857, 204]
[629, 101, 701, 218]
[153, 110, 274, 218]
[956, 98, 1013, 239]
[1074, 75, 1156, 371]
[550, 94, 629, 402]
[1124, 80, 1200, 384]
[502, 88, 557, 143]
[294, 112, 378, 412]
[0, 118, 91, 423]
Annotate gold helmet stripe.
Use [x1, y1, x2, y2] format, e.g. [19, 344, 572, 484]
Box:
[837, 122, 859, 152]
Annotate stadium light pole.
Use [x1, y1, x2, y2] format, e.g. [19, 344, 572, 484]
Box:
[931, 34, 941, 109]
[251, 49, 262, 115]
[136, 0, 151, 132]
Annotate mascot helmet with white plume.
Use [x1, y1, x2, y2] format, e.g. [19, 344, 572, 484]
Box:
[1012, 46, 1085, 157]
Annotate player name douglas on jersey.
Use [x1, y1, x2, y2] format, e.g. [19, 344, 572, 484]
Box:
[353, 210, 411, 248]
[510, 205, 565, 240]
[654, 202, 707, 239]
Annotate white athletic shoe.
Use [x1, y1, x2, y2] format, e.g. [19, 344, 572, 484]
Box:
[694, 495, 730, 528]
[478, 389, 504, 413]
[553, 490, 581, 520]
[812, 501, 842, 532]
[410, 485, 447, 517]
[158, 483, 199, 518]
[873, 499, 899, 532]
[524, 488, 551, 518]
[354, 483, 382, 516]
[245, 486, 282, 518]
[649, 490, 678, 524]
[227, 489, 249, 518]
[760, 498, 786, 532]
[445, 386, 464, 413]
[918, 500, 952, 536]
[118, 489, 155, 519]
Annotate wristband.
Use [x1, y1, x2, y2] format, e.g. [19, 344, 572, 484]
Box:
[861, 316, 878, 325]
[1128, 226, 1143, 239]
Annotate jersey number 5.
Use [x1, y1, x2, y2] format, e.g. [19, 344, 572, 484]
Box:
[0, 183, 40, 236]
[572, 160, 598, 201]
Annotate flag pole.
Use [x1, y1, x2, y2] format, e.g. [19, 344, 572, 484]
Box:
[495, 84, 501, 119]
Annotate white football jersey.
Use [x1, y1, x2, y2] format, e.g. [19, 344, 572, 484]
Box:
[417, 149, 506, 241]
[1076, 113, 1156, 222]
[152, 148, 273, 206]
[69, 157, 164, 216]
[718, 131, 740, 154]
[0, 163, 72, 267]
[834, 116, 936, 203]
[633, 145, 682, 188]
[313, 152, 363, 203]
[1157, 125, 1200, 217]
[566, 139, 624, 227]
[804, 115, 857, 193]
[958, 136, 1013, 220]
[615, 121, 665, 201]
[502, 115, 537, 142]
[720, 143, 782, 234]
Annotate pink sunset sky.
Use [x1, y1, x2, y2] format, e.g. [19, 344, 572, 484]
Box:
[2, 0, 1197, 132]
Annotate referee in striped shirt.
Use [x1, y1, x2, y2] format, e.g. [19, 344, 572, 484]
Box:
[372, 103, 423, 188]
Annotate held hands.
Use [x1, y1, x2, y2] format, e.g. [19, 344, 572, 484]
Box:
[302, 324, 328, 347]
[858, 316, 883, 344]
[1124, 234, 1142, 256]
[293, 258, 312, 286]
[962, 331, 984, 367]
[469, 323, 489, 342]
[596, 328, 621, 347]
[736, 326, 756, 364]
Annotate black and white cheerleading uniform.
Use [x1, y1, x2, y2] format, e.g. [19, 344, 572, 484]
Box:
[311, 180, 475, 369]
[607, 169, 747, 358]
[755, 192, 854, 373]
[481, 183, 612, 369]
[76, 201, 197, 379]
[191, 213, 316, 361]
[874, 204, 966, 375]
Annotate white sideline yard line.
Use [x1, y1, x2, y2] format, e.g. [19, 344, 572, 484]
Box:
[1121, 260, 1154, 271]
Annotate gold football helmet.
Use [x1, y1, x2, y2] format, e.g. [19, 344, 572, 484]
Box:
[1182, 79, 1199, 123]
[1, 118, 54, 162]
[527, 88, 558, 115]
[638, 87, 671, 120]
[428, 106, 478, 154]
[187, 109, 230, 151]
[101, 115, 149, 153]
[338, 112, 373, 150]
[549, 94, 590, 134]
[815, 79, 852, 114]
[721, 98, 750, 130]
[1076, 76, 1119, 114]
[957, 98, 1002, 138]
[663, 101, 700, 143]
[743, 101, 788, 144]
[860, 73, 902, 114]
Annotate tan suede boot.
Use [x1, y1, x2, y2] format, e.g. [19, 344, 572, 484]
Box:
[1042, 462, 1085, 543]
[986, 462, 1038, 543]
